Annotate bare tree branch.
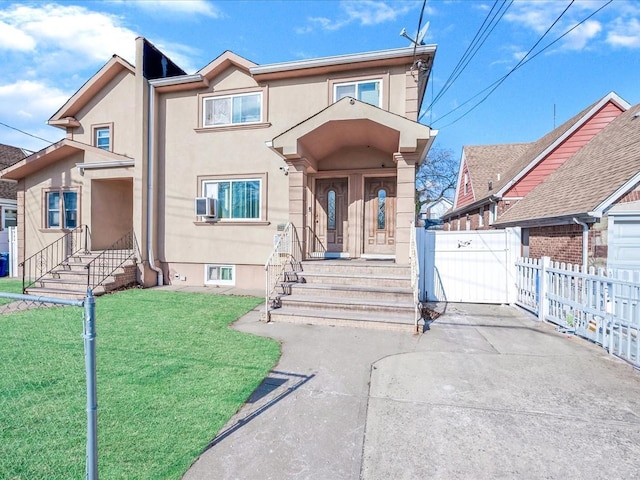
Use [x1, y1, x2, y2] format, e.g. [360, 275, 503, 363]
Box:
[415, 145, 458, 215]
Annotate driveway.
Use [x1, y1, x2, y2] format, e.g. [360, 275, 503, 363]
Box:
[183, 303, 640, 480]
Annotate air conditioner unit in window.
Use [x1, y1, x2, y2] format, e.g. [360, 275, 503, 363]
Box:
[195, 197, 217, 218]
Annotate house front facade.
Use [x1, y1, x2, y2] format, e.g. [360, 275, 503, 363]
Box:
[2, 38, 437, 290]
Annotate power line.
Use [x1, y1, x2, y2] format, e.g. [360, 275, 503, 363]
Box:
[0, 121, 54, 145]
[425, 0, 513, 114]
[432, 0, 612, 129]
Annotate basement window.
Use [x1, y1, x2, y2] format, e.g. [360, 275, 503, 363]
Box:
[205, 264, 235, 286]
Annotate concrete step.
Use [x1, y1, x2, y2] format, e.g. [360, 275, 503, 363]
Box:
[25, 285, 106, 300]
[278, 294, 414, 316]
[299, 271, 410, 288]
[300, 260, 409, 276]
[289, 282, 413, 302]
[268, 306, 416, 332]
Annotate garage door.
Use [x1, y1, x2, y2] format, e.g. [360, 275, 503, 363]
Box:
[608, 215, 640, 271]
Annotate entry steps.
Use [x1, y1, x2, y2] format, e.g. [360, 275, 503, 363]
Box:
[268, 259, 416, 331]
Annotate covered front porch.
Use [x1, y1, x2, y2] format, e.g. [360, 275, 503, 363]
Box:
[269, 97, 436, 264]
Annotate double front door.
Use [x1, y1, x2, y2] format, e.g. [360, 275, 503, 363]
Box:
[314, 177, 396, 256]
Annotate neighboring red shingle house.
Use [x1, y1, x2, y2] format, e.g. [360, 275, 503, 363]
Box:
[0, 143, 29, 229]
[441, 92, 640, 270]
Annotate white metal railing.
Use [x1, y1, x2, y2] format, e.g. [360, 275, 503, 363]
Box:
[264, 223, 302, 321]
[516, 256, 640, 368]
[410, 222, 421, 332]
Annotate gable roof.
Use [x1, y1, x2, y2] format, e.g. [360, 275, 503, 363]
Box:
[447, 92, 630, 217]
[1, 139, 133, 181]
[49, 55, 135, 127]
[460, 142, 529, 205]
[270, 97, 436, 164]
[494, 92, 629, 198]
[495, 102, 640, 226]
[198, 50, 257, 81]
[0, 143, 29, 169]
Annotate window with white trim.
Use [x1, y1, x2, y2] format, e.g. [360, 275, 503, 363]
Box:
[46, 191, 78, 228]
[463, 172, 469, 195]
[3, 207, 16, 229]
[205, 264, 235, 286]
[334, 79, 381, 107]
[203, 92, 262, 127]
[202, 179, 261, 220]
[94, 127, 111, 150]
[479, 206, 485, 227]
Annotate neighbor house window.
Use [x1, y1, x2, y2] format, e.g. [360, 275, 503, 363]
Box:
[205, 264, 235, 286]
[479, 206, 485, 227]
[46, 191, 78, 229]
[202, 179, 261, 220]
[463, 173, 469, 196]
[334, 79, 381, 107]
[94, 127, 111, 150]
[3, 208, 16, 228]
[203, 92, 262, 127]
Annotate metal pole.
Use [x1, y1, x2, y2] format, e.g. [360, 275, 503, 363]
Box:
[83, 289, 98, 480]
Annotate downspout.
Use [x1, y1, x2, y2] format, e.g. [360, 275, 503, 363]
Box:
[573, 218, 589, 268]
[146, 83, 163, 286]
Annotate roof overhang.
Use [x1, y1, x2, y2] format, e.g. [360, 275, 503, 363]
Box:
[270, 97, 436, 165]
[0, 139, 133, 180]
[493, 213, 597, 229]
[251, 45, 436, 81]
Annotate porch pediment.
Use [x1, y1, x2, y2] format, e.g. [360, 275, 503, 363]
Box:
[270, 98, 435, 163]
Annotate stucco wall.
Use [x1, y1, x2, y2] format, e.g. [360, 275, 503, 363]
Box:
[71, 69, 136, 156]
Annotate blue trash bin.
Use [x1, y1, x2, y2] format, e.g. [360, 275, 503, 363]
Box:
[0, 252, 9, 277]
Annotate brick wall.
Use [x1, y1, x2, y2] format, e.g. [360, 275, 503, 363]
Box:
[617, 183, 640, 204]
[529, 224, 585, 264]
[528, 222, 607, 267]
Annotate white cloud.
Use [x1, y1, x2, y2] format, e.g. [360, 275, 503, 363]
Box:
[0, 3, 137, 65]
[132, 0, 223, 18]
[299, 0, 420, 33]
[0, 19, 35, 51]
[607, 17, 640, 48]
[563, 19, 602, 50]
[0, 80, 70, 120]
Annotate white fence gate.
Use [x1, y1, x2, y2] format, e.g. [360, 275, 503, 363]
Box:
[418, 228, 521, 304]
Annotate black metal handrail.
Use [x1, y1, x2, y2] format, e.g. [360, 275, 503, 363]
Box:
[21, 225, 90, 293]
[85, 230, 139, 291]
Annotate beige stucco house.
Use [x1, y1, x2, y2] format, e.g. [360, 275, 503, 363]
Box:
[2, 38, 437, 293]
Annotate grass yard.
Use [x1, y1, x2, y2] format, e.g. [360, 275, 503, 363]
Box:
[0, 277, 24, 304]
[0, 288, 280, 479]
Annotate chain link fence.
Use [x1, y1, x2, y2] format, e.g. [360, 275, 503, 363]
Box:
[0, 291, 96, 480]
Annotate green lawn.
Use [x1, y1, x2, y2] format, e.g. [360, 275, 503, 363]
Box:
[0, 289, 280, 479]
[0, 277, 23, 304]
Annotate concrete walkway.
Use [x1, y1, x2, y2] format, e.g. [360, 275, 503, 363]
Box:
[183, 302, 640, 480]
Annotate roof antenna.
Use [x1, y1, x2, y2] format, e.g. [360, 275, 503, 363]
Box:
[400, 22, 429, 47]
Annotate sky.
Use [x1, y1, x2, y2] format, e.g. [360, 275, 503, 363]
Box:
[0, 0, 639, 158]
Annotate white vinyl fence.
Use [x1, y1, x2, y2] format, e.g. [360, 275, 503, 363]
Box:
[418, 228, 520, 304]
[516, 256, 640, 368]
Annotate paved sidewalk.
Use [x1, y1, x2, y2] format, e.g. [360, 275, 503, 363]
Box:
[183, 303, 640, 480]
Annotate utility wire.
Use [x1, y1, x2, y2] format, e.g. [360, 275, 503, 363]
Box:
[432, 0, 612, 129]
[425, 0, 513, 113]
[0, 121, 54, 145]
[411, 0, 428, 65]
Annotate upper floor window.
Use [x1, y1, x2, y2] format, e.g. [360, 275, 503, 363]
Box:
[463, 172, 469, 196]
[334, 80, 381, 107]
[94, 126, 111, 151]
[46, 191, 78, 229]
[203, 92, 262, 127]
[202, 178, 261, 220]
